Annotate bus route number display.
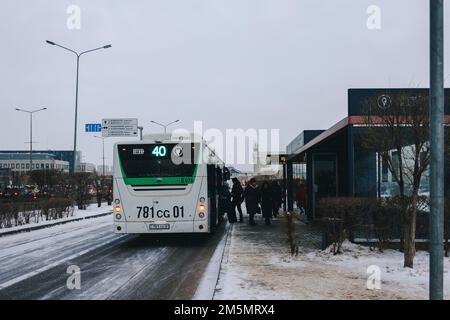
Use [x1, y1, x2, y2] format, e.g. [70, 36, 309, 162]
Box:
[151, 145, 167, 157]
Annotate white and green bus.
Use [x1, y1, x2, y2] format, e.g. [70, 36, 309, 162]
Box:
[112, 133, 230, 234]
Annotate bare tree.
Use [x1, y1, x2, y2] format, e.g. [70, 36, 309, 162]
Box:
[69, 172, 94, 210]
[29, 169, 62, 195]
[360, 92, 430, 268]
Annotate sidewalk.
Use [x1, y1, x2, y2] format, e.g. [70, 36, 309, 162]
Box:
[213, 212, 450, 300]
[213, 212, 322, 299]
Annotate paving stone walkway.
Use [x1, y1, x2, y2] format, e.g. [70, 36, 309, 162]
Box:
[226, 211, 322, 254]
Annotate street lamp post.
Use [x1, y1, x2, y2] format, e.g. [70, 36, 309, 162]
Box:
[429, 0, 444, 301]
[46, 40, 111, 173]
[94, 135, 105, 176]
[15, 107, 47, 171]
[150, 120, 180, 134]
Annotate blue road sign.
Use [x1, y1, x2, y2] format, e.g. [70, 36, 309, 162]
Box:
[85, 123, 102, 132]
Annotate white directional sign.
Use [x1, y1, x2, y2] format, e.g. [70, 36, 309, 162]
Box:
[102, 118, 138, 137]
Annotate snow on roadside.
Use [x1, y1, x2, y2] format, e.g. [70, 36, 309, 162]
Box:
[215, 228, 450, 300]
[0, 213, 113, 250]
[306, 240, 450, 299]
[0, 202, 112, 235]
[0, 212, 117, 291]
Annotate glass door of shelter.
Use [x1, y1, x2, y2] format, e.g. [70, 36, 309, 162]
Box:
[312, 154, 337, 218]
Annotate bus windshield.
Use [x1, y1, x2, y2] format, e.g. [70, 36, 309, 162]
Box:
[118, 143, 198, 178]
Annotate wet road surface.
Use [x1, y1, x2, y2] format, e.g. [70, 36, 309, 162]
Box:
[0, 215, 228, 300]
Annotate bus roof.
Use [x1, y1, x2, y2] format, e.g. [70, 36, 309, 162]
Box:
[117, 132, 204, 144]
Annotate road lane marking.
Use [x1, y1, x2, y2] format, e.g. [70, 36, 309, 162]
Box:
[0, 235, 128, 290]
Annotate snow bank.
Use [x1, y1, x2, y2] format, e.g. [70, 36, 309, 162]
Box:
[0, 203, 112, 236]
[307, 240, 450, 299]
[215, 229, 450, 300]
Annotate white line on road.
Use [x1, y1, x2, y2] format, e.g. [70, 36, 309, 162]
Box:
[0, 234, 128, 290]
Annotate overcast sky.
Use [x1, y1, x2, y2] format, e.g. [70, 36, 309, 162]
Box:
[1, 0, 449, 168]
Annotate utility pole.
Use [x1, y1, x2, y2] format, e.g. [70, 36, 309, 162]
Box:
[429, 0, 444, 301]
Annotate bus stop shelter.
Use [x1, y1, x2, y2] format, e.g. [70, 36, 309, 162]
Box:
[286, 88, 450, 221]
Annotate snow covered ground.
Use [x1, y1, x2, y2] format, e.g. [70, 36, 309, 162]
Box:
[0, 212, 117, 290]
[214, 220, 450, 300]
[0, 211, 227, 299]
[0, 203, 112, 235]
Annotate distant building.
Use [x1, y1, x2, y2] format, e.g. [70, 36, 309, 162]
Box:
[76, 162, 96, 173]
[96, 165, 113, 175]
[0, 153, 70, 172]
[0, 150, 81, 172]
[252, 144, 283, 179]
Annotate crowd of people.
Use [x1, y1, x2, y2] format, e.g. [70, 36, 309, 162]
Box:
[223, 177, 283, 226]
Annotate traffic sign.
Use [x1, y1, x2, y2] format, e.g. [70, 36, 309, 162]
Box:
[377, 94, 391, 110]
[101, 118, 138, 137]
[85, 123, 102, 132]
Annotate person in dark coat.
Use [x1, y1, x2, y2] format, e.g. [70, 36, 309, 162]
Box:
[219, 183, 235, 223]
[271, 180, 282, 218]
[260, 181, 273, 225]
[223, 183, 237, 223]
[242, 178, 259, 225]
[296, 179, 307, 215]
[231, 178, 244, 223]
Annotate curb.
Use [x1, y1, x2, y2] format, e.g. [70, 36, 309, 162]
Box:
[0, 210, 113, 238]
[193, 222, 233, 300]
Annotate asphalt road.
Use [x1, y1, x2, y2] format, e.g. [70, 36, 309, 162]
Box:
[0, 215, 228, 300]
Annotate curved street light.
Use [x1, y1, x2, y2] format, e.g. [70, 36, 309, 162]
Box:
[46, 40, 111, 173]
[150, 120, 180, 134]
[15, 107, 47, 171]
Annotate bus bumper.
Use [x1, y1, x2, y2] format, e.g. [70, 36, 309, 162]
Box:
[114, 221, 210, 234]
